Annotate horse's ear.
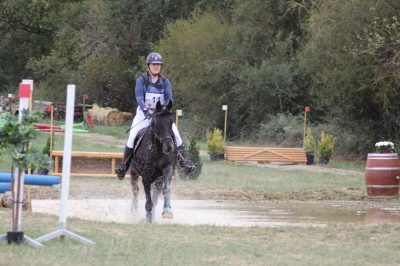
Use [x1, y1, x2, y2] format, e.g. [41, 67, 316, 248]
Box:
[167, 100, 173, 111]
[156, 101, 163, 112]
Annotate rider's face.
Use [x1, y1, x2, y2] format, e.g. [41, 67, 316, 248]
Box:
[149, 63, 162, 75]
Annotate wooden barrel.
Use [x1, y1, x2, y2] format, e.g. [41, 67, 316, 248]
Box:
[365, 153, 400, 198]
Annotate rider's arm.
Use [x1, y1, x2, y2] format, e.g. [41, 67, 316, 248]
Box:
[135, 76, 147, 112]
[164, 78, 173, 104]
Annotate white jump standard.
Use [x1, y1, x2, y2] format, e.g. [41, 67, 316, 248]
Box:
[35, 85, 94, 245]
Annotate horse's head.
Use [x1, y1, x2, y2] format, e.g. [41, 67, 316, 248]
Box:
[151, 101, 174, 154]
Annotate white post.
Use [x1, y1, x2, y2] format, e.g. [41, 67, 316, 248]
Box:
[176, 109, 182, 128]
[36, 85, 94, 245]
[222, 105, 228, 145]
[59, 84, 75, 227]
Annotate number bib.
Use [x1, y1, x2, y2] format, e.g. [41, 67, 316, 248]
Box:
[145, 92, 165, 112]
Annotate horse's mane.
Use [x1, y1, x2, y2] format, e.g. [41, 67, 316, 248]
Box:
[154, 109, 171, 117]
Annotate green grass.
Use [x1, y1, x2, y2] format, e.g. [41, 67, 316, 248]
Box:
[0, 211, 399, 266]
[203, 160, 362, 191]
[327, 159, 365, 172]
[0, 125, 399, 265]
[91, 121, 132, 139]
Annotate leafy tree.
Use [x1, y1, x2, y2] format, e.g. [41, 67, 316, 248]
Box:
[26, 0, 200, 109]
[0, 0, 60, 93]
[227, 0, 311, 138]
[302, 0, 400, 154]
[157, 12, 235, 136]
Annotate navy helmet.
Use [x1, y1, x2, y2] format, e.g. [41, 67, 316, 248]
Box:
[146, 52, 163, 64]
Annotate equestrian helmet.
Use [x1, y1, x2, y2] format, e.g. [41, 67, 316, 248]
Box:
[146, 52, 163, 65]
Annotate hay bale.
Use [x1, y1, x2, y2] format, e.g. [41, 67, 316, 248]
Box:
[122, 112, 132, 120]
[89, 103, 125, 126]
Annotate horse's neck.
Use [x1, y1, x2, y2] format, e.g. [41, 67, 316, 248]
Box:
[146, 126, 161, 146]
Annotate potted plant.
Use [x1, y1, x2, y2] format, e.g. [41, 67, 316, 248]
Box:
[374, 141, 395, 153]
[318, 131, 336, 164]
[304, 128, 316, 165]
[206, 128, 225, 160]
[0, 111, 50, 244]
[365, 141, 399, 198]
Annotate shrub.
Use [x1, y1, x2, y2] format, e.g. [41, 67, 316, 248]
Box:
[179, 138, 202, 180]
[258, 113, 303, 147]
[318, 131, 336, 159]
[206, 128, 224, 155]
[304, 128, 316, 155]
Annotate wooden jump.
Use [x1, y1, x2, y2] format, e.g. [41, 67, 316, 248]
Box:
[51, 150, 123, 177]
[225, 146, 307, 165]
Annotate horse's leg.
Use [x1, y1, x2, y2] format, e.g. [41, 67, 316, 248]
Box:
[151, 177, 163, 217]
[130, 170, 139, 212]
[143, 182, 153, 223]
[161, 166, 174, 219]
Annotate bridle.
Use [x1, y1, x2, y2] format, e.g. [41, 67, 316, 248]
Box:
[151, 111, 173, 146]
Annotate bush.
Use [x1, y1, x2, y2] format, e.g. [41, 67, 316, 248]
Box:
[318, 131, 336, 159]
[304, 128, 316, 155]
[206, 128, 224, 155]
[257, 113, 303, 147]
[178, 138, 202, 180]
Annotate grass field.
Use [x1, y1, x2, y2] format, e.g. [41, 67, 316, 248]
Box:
[0, 212, 399, 266]
[1, 125, 399, 265]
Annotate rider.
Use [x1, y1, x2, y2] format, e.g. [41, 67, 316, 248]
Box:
[115, 52, 195, 178]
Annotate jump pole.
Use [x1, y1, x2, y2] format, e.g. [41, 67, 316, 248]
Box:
[35, 84, 94, 245]
[0, 81, 43, 247]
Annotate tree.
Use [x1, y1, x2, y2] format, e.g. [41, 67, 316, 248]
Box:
[157, 12, 235, 136]
[302, 0, 400, 154]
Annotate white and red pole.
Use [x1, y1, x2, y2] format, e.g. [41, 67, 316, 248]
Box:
[12, 83, 31, 232]
[0, 81, 43, 247]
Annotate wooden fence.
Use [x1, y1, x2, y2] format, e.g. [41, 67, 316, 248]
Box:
[225, 146, 307, 165]
[51, 151, 123, 177]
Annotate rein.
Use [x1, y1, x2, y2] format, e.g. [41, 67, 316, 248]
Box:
[125, 117, 148, 133]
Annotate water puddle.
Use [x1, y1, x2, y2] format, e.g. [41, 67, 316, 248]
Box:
[31, 199, 400, 228]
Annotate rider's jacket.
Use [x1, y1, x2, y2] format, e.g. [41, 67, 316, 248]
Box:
[135, 71, 173, 113]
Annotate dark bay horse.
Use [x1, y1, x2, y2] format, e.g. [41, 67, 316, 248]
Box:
[128, 101, 176, 223]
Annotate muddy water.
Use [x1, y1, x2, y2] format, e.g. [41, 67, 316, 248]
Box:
[31, 199, 400, 228]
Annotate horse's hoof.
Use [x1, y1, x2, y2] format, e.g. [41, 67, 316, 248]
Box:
[162, 212, 173, 219]
[130, 205, 138, 212]
[162, 208, 173, 219]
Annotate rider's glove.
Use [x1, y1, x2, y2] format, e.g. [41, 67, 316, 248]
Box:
[143, 110, 152, 119]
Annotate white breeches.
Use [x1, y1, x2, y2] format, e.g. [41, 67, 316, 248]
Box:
[126, 106, 182, 148]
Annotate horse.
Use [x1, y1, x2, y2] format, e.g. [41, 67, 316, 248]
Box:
[127, 100, 176, 223]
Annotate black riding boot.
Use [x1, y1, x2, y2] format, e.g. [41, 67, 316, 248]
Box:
[177, 145, 196, 174]
[115, 146, 134, 179]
